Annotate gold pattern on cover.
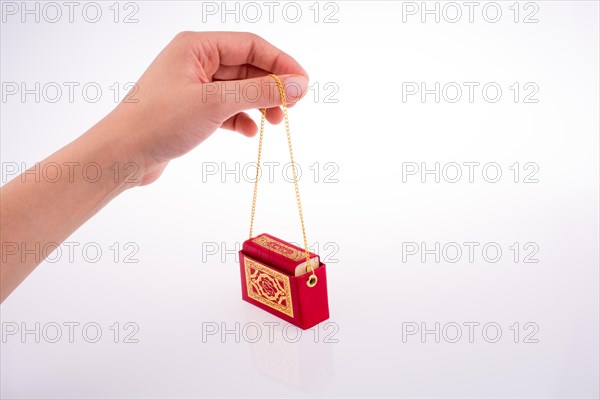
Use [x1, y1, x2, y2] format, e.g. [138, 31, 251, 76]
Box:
[252, 235, 305, 262]
[244, 256, 294, 317]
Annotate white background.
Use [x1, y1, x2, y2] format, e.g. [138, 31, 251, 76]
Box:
[1, 1, 599, 399]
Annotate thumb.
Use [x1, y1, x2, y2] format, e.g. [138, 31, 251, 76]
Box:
[205, 74, 309, 118]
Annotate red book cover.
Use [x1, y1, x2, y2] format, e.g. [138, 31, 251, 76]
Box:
[242, 233, 320, 277]
[239, 242, 329, 330]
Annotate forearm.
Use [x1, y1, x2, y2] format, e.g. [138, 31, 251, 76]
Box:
[0, 112, 143, 302]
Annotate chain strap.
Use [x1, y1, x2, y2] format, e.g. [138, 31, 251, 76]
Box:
[248, 74, 317, 287]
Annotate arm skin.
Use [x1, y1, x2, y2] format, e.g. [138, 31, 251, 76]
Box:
[0, 31, 309, 303]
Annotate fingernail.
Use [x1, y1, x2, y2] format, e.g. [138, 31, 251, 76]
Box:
[283, 75, 309, 102]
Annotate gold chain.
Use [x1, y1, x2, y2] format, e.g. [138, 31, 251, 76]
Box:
[248, 107, 265, 241]
[248, 74, 316, 285]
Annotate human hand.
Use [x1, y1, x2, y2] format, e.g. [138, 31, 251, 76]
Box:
[104, 31, 309, 185]
[1, 31, 310, 302]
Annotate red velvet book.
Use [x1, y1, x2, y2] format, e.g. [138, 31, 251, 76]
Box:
[239, 233, 329, 330]
[242, 233, 321, 276]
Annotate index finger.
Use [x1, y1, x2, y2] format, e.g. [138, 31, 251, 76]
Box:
[192, 31, 308, 79]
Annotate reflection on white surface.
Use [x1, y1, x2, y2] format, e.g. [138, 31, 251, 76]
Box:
[248, 320, 335, 389]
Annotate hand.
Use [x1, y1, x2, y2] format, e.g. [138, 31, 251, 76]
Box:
[106, 31, 309, 185]
[0, 31, 309, 302]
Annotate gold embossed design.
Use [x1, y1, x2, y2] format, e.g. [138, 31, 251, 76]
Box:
[244, 256, 294, 318]
[252, 235, 305, 262]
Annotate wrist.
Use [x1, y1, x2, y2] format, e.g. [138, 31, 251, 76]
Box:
[103, 102, 170, 188]
[78, 113, 147, 194]
[98, 105, 167, 189]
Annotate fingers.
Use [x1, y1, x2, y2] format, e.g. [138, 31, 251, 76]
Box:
[212, 64, 286, 124]
[195, 32, 308, 79]
[204, 74, 309, 119]
[212, 64, 271, 81]
[178, 32, 308, 122]
[221, 112, 258, 137]
[220, 107, 285, 137]
[265, 107, 284, 124]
